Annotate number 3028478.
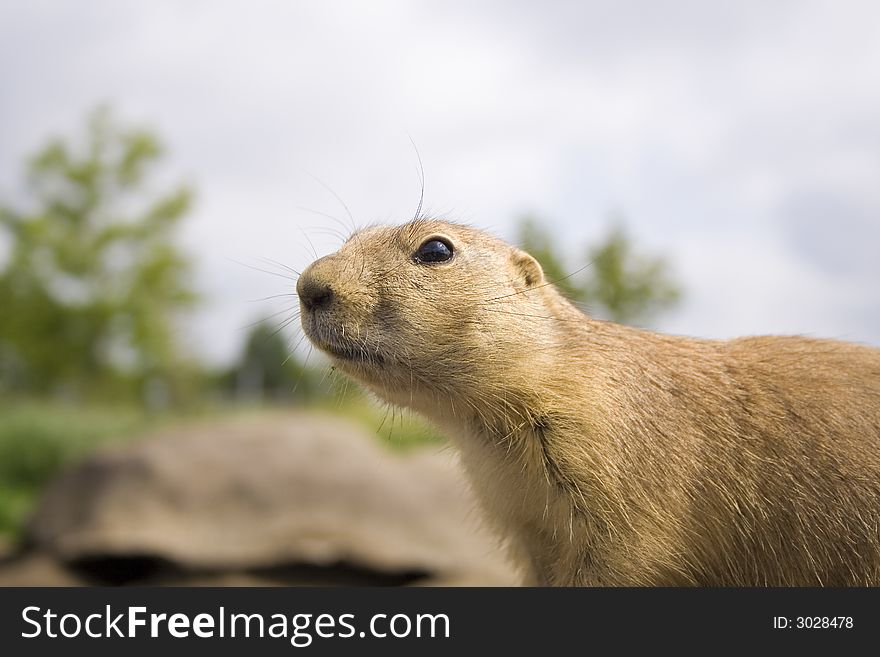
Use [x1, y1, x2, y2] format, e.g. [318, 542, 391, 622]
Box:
[773, 616, 853, 629]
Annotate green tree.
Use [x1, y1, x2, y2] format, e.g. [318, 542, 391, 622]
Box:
[517, 216, 681, 326]
[228, 321, 318, 403]
[0, 108, 197, 402]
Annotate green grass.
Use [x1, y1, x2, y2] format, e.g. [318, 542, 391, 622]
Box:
[0, 401, 152, 538]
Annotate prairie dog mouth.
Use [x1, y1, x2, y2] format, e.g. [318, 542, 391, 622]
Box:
[318, 338, 384, 365]
[303, 321, 385, 366]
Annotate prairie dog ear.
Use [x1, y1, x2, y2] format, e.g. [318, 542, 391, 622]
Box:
[511, 248, 544, 288]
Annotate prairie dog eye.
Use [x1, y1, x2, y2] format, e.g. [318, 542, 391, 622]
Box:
[413, 237, 454, 264]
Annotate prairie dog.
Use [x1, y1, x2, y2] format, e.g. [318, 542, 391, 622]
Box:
[296, 219, 880, 586]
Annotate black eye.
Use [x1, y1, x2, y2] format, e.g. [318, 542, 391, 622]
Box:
[413, 238, 454, 264]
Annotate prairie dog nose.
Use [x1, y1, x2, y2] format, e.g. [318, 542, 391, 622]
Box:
[297, 261, 335, 311]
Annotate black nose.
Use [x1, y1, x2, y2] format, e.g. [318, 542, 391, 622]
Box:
[297, 276, 334, 311]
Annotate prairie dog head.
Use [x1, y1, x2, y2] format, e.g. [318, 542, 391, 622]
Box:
[296, 219, 561, 413]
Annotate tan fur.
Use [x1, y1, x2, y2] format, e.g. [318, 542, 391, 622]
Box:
[297, 219, 880, 586]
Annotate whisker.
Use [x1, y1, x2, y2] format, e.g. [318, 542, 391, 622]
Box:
[284, 331, 310, 365]
[267, 314, 299, 340]
[289, 347, 312, 396]
[257, 256, 301, 277]
[302, 170, 357, 233]
[247, 292, 299, 303]
[296, 206, 354, 240]
[480, 261, 595, 304]
[228, 257, 297, 282]
[239, 306, 299, 330]
[295, 205, 347, 224]
[298, 225, 319, 260]
[303, 343, 314, 370]
[377, 403, 393, 435]
[302, 225, 350, 243]
[407, 134, 426, 221]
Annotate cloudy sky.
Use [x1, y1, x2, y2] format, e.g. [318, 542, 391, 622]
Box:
[2, 0, 878, 364]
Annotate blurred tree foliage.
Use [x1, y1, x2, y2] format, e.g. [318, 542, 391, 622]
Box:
[518, 216, 681, 326]
[225, 321, 319, 403]
[0, 108, 198, 404]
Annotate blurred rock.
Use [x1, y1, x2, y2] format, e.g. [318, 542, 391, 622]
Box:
[0, 553, 85, 586]
[0, 412, 518, 586]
